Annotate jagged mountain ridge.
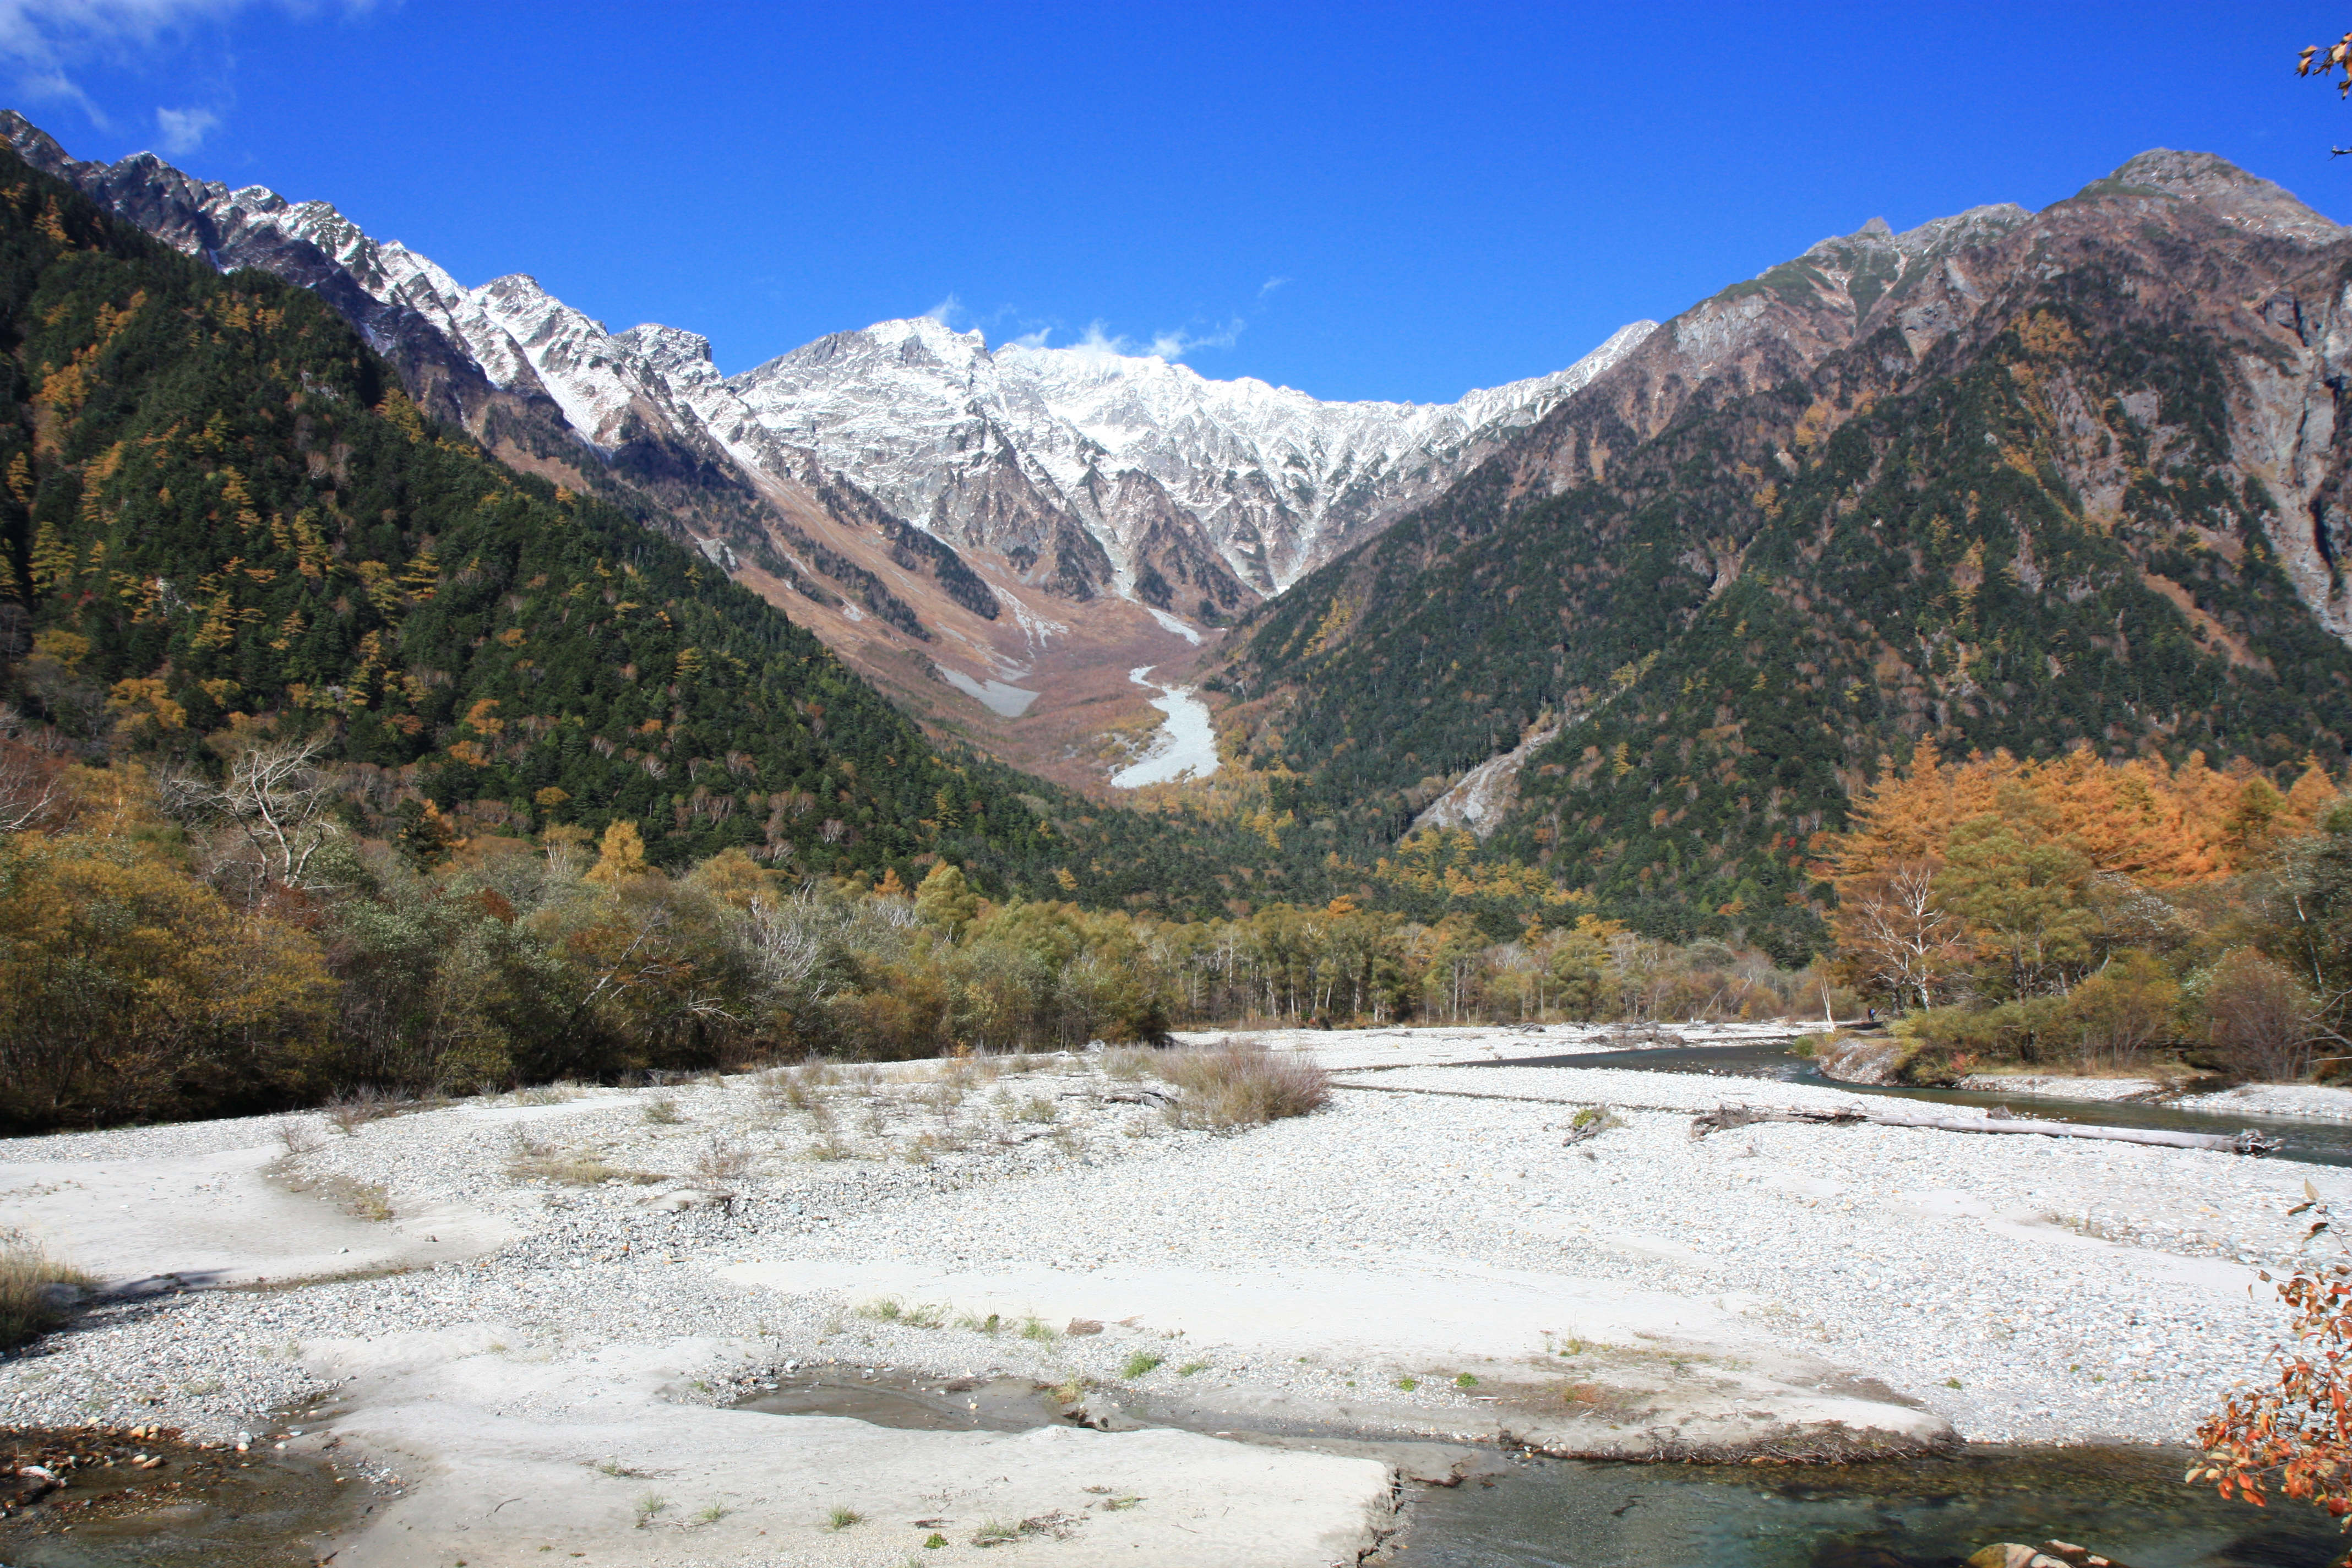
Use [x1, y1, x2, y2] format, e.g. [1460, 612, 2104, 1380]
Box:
[1215, 149, 2352, 954]
[0, 110, 1652, 629]
[733, 314, 1654, 601]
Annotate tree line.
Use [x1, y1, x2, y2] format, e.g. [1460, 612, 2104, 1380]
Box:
[1820, 743, 2349, 1081]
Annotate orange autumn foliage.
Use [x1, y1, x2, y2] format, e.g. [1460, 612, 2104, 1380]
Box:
[1821, 742, 2340, 891]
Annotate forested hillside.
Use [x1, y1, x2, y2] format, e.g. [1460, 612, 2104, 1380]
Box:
[0, 143, 1279, 907]
[1212, 153, 2352, 960]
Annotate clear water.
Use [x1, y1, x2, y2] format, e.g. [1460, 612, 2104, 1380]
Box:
[1379, 1446, 2348, 1567]
[0, 1434, 353, 1568]
[734, 1385, 2339, 1566]
[1487, 1042, 2352, 1167]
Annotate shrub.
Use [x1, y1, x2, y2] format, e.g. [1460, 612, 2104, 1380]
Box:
[2203, 949, 2322, 1082]
[688, 1137, 752, 1189]
[2065, 950, 2182, 1068]
[0, 1240, 95, 1349]
[1153, 1039, 1330, 1130]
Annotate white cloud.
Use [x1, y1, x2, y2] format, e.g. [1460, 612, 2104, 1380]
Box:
[1257, 275, 1291, 299]
[1009, 327, 1050, 348]
[1148, 318, 1244, 359]
[1065, 317, 1243, 362]
[153, 102, 215, 151]
[922, 293, 961, 326]
[0, 1, 376, 132]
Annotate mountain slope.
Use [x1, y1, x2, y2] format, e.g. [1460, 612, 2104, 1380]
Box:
[0, 138, 1280, 908]
[1214, 151, 2352, 955]
[0, 110, 1661, 797]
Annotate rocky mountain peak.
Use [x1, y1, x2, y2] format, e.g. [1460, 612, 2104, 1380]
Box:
[2079, 149, 2343, 243]
[613, 323, 717, 378]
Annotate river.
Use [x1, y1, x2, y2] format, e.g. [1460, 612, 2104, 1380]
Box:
[1479, 1040, 2352, 1167]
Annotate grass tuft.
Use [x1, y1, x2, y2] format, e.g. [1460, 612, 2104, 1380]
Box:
[1152, 1038, 1330, 1130]
[1121, 1351, 1164, 1379]
[505, 1137, 661, 1188]
[643, 1098, 683, 1125]
[824, 1505, 864, 1531]
[0, 1238, 95, 1350]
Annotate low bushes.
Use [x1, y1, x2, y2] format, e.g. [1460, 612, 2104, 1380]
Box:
[1153, 1038, 1331, 1130]
[0, 1238, 94, 1350]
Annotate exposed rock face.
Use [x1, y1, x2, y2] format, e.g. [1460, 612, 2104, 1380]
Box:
[1412, 721, 1561, 839]
[731, 314, 1655, 599]
[0, 110, 1654, 629]
[1816, 1036, 1912, 1087]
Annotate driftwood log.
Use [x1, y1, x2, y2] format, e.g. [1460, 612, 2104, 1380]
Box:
[1689, 1102, 2281, 1157]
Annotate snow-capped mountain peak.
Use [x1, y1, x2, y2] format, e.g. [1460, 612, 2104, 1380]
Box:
[729, 313, 1654, 594]
[0, 106, 1655, 610]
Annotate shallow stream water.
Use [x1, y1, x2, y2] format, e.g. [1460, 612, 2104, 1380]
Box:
[1378, 1445, 2347, 1567]
[734, 1382, 2345, 1566]
[0, 1425, 357, 1568]
[1488, 1041, 2352, 1167]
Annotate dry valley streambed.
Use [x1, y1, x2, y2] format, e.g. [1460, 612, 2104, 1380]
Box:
[4, 1026, 2346, 1565]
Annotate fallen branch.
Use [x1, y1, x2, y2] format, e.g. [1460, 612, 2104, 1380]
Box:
[1689, 1102, 2279, 1157]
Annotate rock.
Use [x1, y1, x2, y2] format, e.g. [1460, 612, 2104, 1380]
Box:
[1066, 1318, 1104, 1336]
[1968, 1544, 2136, 1568]
[639, 1189, 727, 1212]
[1818, 1034, 1909, 1085]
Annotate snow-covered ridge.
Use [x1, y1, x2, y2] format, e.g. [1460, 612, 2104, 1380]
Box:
[0, 112, 1655, 602]
[734, 315, 1654, 592]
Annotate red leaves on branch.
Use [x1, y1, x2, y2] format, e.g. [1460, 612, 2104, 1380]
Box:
[2193, 1191, 2352, 1526]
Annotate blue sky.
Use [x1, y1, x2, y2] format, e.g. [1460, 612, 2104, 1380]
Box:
[8, 2, 2352, 403]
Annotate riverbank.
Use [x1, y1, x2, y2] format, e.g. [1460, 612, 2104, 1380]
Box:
[1, 1026, 2328, 1565]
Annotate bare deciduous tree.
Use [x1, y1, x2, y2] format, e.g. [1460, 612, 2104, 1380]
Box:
[0, 707, 65, 835]
[1834, 861, 1967, 1012]
[165, 734, 342, 895]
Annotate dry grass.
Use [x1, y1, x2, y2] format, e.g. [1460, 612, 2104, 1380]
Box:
[0, 1238, 95, 1350]
[505, 1134, 662, 1188]
[687, 1137, 753, 1190]
[1100, 1047, 1156, 1081]
[324, 1086, 424, 1135]
[271, 1164, 397, 1221]
[1152, 1039, 1330, 1130]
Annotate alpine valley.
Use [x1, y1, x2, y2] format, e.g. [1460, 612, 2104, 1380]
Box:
[0, 109, 1651, 793]
[3, 108, 2351, 954]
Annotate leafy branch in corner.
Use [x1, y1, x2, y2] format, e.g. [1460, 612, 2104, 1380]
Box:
[2297, 32, 2352, 153]
[2191, 1180, 2352, 1532]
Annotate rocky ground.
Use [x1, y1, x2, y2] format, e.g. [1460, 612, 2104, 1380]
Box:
[0, 1026, 2334, 1566]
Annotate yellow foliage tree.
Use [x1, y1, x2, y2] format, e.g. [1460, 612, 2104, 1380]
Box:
[584, 820, 649, 885]
[0, 771, 331, 1128]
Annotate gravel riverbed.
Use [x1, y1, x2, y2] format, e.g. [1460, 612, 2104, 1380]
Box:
[0, 1027, 2337, 1563]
